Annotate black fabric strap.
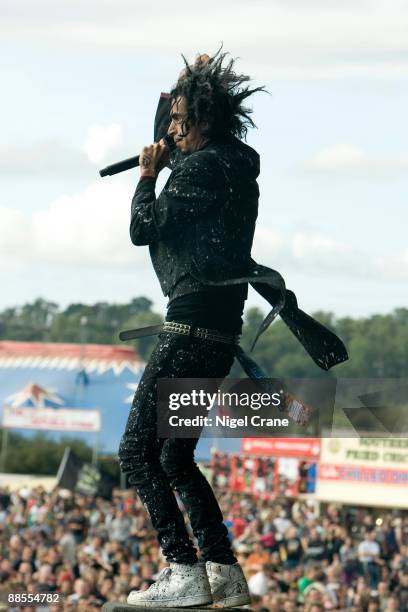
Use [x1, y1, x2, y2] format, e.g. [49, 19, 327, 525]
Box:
[119, 325, 164, 341]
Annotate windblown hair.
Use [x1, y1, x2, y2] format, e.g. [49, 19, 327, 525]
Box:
[170, 48, 267, 141]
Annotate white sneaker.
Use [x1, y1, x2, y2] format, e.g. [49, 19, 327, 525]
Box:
[206, 561, 251, 608]
[127, 562, 213, 608]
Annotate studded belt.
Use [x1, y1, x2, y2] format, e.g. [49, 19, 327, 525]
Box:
[119, 321, 240, 345]
[162, 321, 240, 345]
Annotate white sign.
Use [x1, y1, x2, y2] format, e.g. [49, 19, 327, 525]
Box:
[316, 438, 408, 509]
[2, 406, 101, 432]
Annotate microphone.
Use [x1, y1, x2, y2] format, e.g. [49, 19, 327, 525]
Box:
[99, 134, 176, 177]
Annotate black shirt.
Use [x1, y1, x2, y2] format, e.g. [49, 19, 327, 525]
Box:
[165, 283, 247, 334]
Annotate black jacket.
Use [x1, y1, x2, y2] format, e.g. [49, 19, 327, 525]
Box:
[130, 136, 260, 301]
[128, 95, 348, 371]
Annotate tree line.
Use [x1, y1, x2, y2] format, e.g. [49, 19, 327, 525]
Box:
[0, 297, 406, 377]
[0, 431, 119, 480]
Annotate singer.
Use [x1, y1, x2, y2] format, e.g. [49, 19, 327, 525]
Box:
[118, 49, 262, 608]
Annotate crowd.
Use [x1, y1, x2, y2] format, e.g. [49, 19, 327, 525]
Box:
[0, 474, 407, 612]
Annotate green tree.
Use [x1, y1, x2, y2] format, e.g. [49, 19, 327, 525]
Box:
[1, 430, 119, 480]
[0, 299, 59, 341]
[0, 299, 407, 378]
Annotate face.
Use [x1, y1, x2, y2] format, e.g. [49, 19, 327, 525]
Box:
[168, 96, 208, 154]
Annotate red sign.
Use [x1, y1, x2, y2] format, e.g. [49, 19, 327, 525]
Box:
[241, 437, 320, 459]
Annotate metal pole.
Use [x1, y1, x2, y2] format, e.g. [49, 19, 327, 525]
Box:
[76, 315, 88, 397]
[0, 428, 9, 473]
[92, 433, 98, 467]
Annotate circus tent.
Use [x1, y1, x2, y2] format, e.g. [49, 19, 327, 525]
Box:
[0, 341, 234, 459]
[0, 341, 144, 454]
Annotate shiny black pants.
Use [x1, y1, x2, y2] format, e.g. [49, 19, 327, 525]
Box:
[118, 332, 238, 565]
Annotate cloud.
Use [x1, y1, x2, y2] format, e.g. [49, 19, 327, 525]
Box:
[0, 207, 31, 254]
[82, 124, 123, 164]
[0, 124, 124, 176]
[251, 226, 284, 261]
[0, 140, 90, 177]
[0, 179, 148, 268]
[291, 232, 356, 271]
[1, 1, 408, 79]
[299, 143, 408, 177]
[31, 180, 138, 266]
[252, 227, 408, 280]
[374, 247, 408, 280]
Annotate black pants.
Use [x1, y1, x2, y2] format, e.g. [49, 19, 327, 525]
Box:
[118, 331, 238, 565]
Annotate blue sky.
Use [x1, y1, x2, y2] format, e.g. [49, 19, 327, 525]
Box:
[1, 0, 407, 318]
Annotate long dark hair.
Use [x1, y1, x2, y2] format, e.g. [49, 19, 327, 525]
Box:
[170, 47, 267, 141]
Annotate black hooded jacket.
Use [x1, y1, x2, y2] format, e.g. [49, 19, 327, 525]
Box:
[130, 136, 260, 303]
[129, 95, 348, 370]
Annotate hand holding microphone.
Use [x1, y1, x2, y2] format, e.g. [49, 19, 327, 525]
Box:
[139, 138, 170, 179]
[99, 133, 175, 177]
[99, 55, 211, 178]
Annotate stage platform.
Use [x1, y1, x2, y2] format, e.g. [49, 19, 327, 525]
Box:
[102, 604, 250, 612]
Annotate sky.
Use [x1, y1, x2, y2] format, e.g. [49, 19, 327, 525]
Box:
[1, 0, 407, 321]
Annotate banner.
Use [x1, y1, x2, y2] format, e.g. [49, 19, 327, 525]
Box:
[2, 406, 101, 432]
[56, 448, 115, 499]
[316, 438, 408, 508]
[241, 437, 320, 458]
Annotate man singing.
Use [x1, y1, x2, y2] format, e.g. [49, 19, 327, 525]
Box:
[118, 50, 263, 607]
